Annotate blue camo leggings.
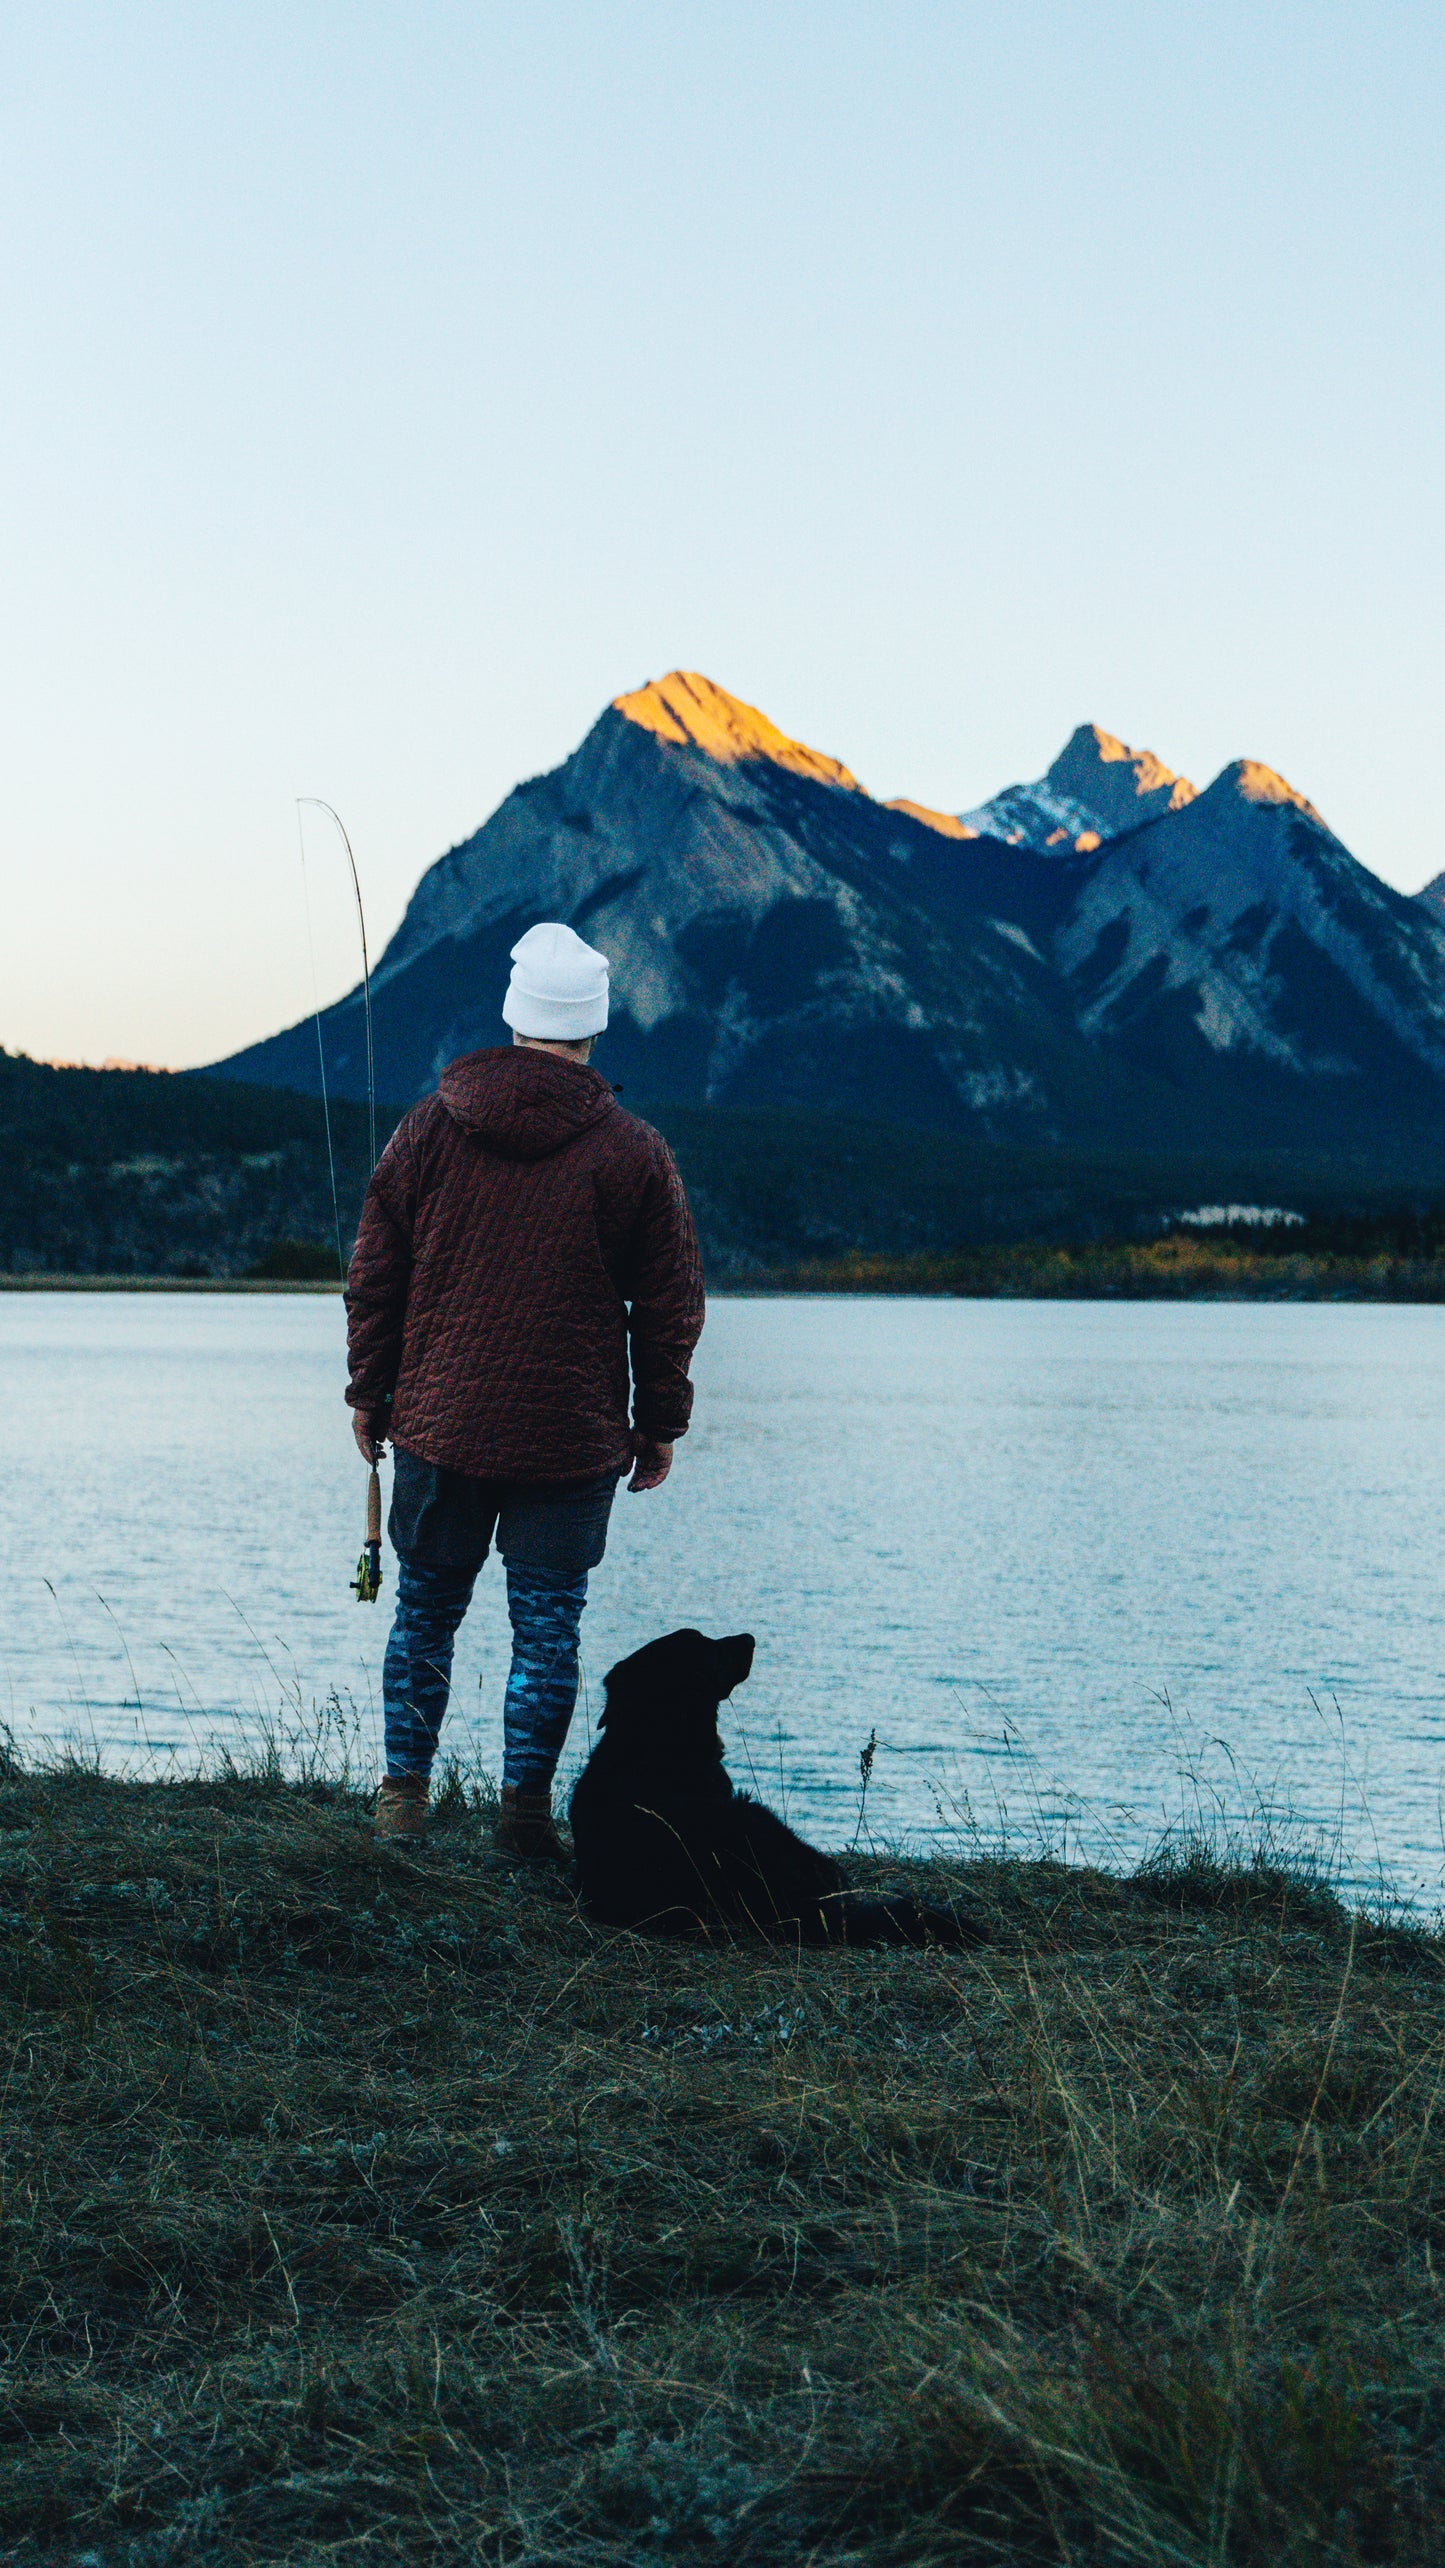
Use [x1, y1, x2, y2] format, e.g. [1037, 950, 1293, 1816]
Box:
[383, 1556, 589, 1791]
[381, 1449, 618, 1792]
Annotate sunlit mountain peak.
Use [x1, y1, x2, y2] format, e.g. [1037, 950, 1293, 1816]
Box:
[1051, 724, 1197, 815]
[1220, 759, 1326, 825]
[613, 670, 862, 791]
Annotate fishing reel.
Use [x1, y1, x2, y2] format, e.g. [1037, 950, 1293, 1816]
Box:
[352, 1539, 383, 1604]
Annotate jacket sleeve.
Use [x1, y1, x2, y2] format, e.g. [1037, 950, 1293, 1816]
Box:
[344, 1109, 424, 1418]
[624, 1136, 706, 1442]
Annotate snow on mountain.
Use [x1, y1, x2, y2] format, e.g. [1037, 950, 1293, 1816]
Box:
[961, 723, 1197, 852]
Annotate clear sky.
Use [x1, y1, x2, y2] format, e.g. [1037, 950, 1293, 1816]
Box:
[3, 1, 1442, 1067]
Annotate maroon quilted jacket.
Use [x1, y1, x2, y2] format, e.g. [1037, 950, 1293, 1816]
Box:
[345, 1048, 705, 1482]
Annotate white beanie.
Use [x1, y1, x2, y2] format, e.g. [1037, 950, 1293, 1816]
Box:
[502, 920, 610, 1040]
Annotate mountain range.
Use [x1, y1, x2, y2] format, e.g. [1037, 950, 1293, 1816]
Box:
[215, 674, 1445, 1169]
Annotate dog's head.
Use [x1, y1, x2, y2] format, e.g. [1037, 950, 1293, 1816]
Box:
[599, 1627, 756, 1759]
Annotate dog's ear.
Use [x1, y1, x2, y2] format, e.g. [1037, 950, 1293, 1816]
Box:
[714, 1633, 755, 1698]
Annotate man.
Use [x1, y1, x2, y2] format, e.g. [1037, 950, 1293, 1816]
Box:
[345, 920, 705, 1854]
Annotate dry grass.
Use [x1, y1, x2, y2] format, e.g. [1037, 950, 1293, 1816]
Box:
[1, 1751, 1443, 2564]
[769, 1240, 1445, 1299]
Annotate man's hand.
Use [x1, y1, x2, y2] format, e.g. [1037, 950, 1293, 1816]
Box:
[352, 1410, 387, 1466]
[627, 1432, 673, 1493]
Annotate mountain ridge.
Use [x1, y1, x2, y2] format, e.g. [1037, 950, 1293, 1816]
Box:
[211, 674, 1445, 1165]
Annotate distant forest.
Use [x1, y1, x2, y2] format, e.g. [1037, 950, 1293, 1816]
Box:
[0, 1052, 382, 1281]
[5, 1048, 1445, 1285]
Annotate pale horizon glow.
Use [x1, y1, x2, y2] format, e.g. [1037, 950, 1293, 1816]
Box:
[3, 2, 1443, 1067]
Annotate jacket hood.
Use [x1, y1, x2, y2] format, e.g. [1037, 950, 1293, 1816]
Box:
[437, 1046, 619, 1162]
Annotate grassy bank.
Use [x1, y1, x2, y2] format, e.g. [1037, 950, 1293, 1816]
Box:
[765, 1238, 1445, 1299]
[3, 1759, 1443, 2562]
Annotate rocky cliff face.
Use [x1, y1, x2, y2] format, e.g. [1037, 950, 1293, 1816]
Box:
[214, 675, 1445, 1157]
[1056, 761, 1445, 1088]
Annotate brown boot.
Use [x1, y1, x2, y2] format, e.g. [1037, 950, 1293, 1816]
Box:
[375, 1773, 429, 1842]
[496, 1784, 567, 1864]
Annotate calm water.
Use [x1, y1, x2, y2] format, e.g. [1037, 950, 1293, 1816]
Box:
[4, 1291, 1445, 1902]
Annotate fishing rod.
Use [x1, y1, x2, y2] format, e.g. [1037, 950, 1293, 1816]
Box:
[295, 796, 384, 1605]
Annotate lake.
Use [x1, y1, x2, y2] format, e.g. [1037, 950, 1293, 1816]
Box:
[4, 1291, 1444, 1903]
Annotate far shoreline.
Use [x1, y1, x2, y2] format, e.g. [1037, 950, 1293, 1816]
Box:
[8, 1264, 1445, 1303]
[0, 1274, 345, 1293]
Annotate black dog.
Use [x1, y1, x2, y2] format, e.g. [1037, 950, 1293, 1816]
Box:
[569, 1629, 983, 1947]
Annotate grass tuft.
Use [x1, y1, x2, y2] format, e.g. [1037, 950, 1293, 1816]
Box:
[0, 1747, 1441, 2562]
